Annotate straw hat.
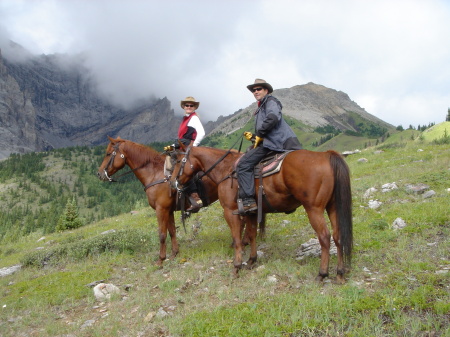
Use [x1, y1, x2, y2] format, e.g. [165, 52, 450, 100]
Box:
[180, 96, 200, 109]
[246, 78, 273, 93]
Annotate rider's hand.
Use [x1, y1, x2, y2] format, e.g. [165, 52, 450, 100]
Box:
[164, 145, 174, 152]
[244, 131, 254, 141]
[254, 136, 263, 148]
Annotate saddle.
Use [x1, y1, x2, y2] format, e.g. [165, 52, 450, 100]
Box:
[234, 150, 294, 178]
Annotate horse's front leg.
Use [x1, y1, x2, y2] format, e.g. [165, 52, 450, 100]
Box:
[167, 211, 179, 259]
[155, 207, 178, 267]
[224, 208, 244, 277]
[243, 214, 258, 269]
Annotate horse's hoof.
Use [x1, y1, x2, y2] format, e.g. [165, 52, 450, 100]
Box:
[155, 259, 165, 269]
[315, 273, 329, 282]
[245, 257, 257, 269]
[231, 266, 241, 278]
[244, 263, 256, 270]
[333, 275, 346, 285]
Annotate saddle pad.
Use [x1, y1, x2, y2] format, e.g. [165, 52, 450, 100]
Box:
[234, 150, 294, 178]
[255, 151, 293, 178]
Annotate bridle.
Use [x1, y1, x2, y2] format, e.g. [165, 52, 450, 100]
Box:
[173, 145, 237, 193]
[172, 146, 193, 192]
[102, 143, 156, 187]
[103, 143, 126, 182]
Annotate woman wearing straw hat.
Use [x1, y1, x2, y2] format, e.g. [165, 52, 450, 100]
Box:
[166, 96, 205, 212]
[177, 96, 205, 147]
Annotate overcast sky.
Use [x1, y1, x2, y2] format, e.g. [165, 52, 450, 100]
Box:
[1, 0, 449, 127]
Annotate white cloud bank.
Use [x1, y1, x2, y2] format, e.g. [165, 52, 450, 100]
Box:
[1, 0, 449, 127]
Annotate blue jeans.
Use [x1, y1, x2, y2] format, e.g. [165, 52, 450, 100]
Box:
[236, 146, 271, 199]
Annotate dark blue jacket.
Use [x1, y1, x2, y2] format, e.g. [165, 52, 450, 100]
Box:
[254, 95, 302, 151]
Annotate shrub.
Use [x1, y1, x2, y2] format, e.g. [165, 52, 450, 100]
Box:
[20, 228, 154, 267]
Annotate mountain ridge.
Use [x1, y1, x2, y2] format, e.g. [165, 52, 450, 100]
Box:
[1, 43, 393, 159]
[205, 82, 393, 136]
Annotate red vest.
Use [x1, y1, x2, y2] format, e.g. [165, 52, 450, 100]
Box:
[178, 113, 198, 140]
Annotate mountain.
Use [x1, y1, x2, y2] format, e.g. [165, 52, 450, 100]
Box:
[0, 45, 179, 159]
[205, 82, 393, 135]
[0, 42, 394, 160]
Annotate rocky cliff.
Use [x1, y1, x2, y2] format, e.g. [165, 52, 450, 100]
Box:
[0, 47, 179, 159]
[0, 43, 393, 160]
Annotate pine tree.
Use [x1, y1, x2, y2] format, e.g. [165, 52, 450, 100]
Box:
[56, 197, 83, 231]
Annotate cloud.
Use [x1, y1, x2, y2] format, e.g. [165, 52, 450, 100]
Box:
[1, 0, 449, 126]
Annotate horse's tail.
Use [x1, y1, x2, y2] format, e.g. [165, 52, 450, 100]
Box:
[329, 151, 353, 268]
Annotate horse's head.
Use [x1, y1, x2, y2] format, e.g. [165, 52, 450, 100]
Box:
[170, 141, 203, 189]
[97, 136, 127, 182]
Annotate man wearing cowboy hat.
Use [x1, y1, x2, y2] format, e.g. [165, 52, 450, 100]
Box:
[235, 79, 302, 214]
[165, 96, 205, 212]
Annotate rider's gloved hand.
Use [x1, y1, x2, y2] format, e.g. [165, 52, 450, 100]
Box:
[254, 136, 263, 148]
[164, 144, 174, 152]
[244, 131, 254, 141]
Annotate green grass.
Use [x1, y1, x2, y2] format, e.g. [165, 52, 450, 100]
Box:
[0, 141, 449, 336]
[420, 121, 450, 142]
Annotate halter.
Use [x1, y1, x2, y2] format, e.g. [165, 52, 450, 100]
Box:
[173, 146, 193, 193]
[174, 144, 237, 193]
[103, 143, 125, 182]
[103, 142, 160, 188]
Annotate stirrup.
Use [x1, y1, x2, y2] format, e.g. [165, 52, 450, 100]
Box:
[186, 198, 203, 212]
[232, 199, 257, 215]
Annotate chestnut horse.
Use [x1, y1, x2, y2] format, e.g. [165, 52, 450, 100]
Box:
[172, 144, 353, 283]
[97, 136, 218, 266]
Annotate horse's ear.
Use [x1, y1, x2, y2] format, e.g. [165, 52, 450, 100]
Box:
[108, 135, 116, 143]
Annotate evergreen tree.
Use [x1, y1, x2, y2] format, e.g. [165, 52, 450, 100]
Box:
[56, 197, 83, 231]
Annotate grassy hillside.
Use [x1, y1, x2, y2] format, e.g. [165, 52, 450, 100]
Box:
[420, 121, 450, 142]
[0, 136, 449, 336]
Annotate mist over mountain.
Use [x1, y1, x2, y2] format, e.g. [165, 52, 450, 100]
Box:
[0, 42, 393, 160]
[0, 42, 180, 159]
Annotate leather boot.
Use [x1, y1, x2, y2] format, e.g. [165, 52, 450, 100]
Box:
[186, 192, 203, 212]
[233, 198, 257, 215]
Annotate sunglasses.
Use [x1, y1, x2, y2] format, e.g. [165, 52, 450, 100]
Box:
[251, 87, 264, 93]
[184, 104, 195, 108]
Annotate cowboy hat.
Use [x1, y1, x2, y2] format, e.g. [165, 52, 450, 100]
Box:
[180, 96, 200, 109]
[246, 78, 273, 93]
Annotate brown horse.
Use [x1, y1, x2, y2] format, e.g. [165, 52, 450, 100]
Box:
[172, 143, 353, 283]
[97, 136, 218, 266]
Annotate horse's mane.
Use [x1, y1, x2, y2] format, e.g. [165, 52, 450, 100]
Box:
[122, 140, 165, 169]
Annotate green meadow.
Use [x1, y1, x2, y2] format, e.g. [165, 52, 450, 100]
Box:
[0, 128, 449, 336]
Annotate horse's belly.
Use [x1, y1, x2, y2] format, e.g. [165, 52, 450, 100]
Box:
[261, 197, 301, 213]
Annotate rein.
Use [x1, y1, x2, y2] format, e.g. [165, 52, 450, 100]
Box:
[175, 136, 243, 191]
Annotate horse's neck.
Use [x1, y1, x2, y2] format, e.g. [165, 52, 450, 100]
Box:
[124, 143, 163, 182]
[195, 148, 237, 181]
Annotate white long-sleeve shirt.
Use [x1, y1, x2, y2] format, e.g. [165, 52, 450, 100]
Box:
[188, 114, 205, 146]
